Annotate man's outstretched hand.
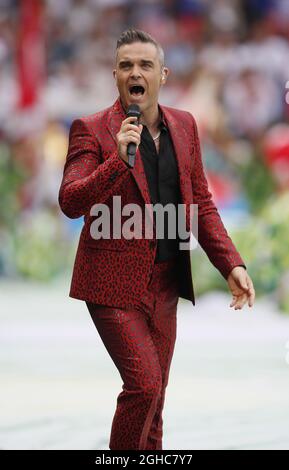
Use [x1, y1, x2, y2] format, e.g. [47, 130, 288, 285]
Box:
[227, 266, 255, 310]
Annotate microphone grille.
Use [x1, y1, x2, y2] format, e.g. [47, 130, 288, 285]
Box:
[127, 104, 141, 117]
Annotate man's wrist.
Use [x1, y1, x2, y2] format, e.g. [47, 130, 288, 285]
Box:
[117, 153, 131, 168]
[236, 264, 246, 270]
[227, 264, 246, 279]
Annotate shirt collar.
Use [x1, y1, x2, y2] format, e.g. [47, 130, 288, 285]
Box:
[142, 106, 167, 133]
[157, 107, 168, 132]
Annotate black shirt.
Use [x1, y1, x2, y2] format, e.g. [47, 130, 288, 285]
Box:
[139, 111, 182, 263]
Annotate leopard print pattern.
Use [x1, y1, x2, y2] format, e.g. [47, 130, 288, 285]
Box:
[86, 257, 179, 450]
[58, 96, 246, 308]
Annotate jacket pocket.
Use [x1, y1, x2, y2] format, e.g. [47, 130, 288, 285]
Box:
[84, 237, 133, 251]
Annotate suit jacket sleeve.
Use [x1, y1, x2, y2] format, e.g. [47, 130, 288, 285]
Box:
[188, 112, 246, 280]
[58, 118, 131, 218]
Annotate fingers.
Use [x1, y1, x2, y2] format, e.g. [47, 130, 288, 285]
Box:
[230, 285, 255, 310]
[122, 116, 142, 130]
[123, 116, 139, 125]
[124, 129, 142, 139]
[122, 124, 142, 133]
[120, 129, 142, 143]
[117, 116, 143, 157]
[230, 296, 237, 308]
[230, 293, 248, 310]
[248, 290, 255, 307]
[247, 279, 255, 307]
[229, 272, 255, 310]
[121, 135, 140, 145]
[119, 117, 143, 145]
[122, 121, 143, 135]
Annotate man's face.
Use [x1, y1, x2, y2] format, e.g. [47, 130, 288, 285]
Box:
[113, 41, 169, 113]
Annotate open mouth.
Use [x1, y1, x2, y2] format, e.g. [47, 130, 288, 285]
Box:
[128, 85, 145, 96]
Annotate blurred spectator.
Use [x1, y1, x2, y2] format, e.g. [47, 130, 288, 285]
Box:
[223, 68, 283, 138]
[1, 0, 289, 285]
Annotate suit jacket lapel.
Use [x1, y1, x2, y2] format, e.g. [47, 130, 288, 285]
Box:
[159, 104, 194, 233]
[107, 96, 153, 208]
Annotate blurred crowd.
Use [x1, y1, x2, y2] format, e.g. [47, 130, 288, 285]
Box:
[0, 0, 289, 297]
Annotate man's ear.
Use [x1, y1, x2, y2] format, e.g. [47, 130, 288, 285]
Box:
[113, 69, 116, 80]
[161, 67, 169, 84]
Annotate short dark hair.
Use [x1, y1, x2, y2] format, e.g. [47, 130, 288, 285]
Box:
[116, 28, 164, 68]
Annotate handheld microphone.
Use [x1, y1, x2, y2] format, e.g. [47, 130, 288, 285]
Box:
[126, 104, 141, 168]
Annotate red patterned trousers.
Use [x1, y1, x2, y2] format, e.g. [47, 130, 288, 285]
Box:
[86, 256, 179, 450]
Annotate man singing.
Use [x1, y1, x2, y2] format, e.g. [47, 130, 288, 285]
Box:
[58, 28, 255, 450]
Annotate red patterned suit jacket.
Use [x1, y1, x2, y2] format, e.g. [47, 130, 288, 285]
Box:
[58, 96, 245, 308]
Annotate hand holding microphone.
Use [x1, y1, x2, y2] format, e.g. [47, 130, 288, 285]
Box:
[116, 104, 142, 168]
